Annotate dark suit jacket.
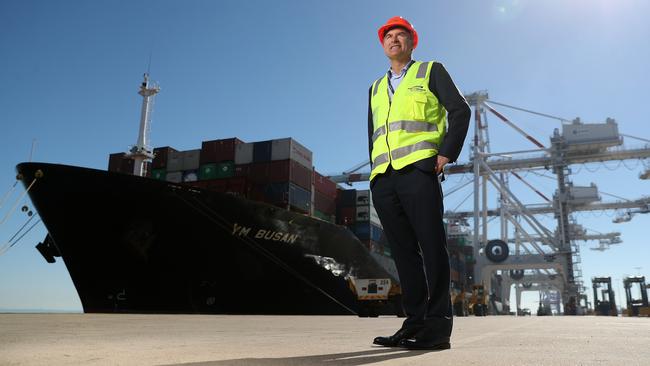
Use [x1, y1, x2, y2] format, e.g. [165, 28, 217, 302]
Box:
[368, 62, 471, 173]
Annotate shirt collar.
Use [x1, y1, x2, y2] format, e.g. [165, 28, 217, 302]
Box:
[387, 59, 415, 78]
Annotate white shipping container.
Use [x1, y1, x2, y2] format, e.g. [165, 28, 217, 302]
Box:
[183, 170, 198, 182]
[167, 151, 184, 172]
[355, 189, 371, 206]
[182, 149, 201, 171]
[569, 185, 599, 201]
[166, 171, 183, 183]
[235, 143, 254, 165]
[271, 138, 313, 169]
[562, 121, 620, 144]
[355, 205, 382, 226]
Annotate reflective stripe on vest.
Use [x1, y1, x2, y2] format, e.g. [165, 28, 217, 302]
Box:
[372, 120, 438, 144]
[391, 140, 439, 160]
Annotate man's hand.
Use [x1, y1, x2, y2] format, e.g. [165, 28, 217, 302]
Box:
[436, 155, 450, 175]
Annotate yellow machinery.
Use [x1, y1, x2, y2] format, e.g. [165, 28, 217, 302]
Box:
[469, 285, 488, 316]
[623, 276, 650, 317]
[452, 287, 469, 317]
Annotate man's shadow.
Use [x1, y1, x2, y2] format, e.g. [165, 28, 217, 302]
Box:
[161, 347, 445, 366]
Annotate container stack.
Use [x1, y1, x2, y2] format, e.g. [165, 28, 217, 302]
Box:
[241, 138, 314, 214]
[336, 188, 385, 254]
[150, 146, 178, 181]
[108, 153, 134, 174]
[312, 171, 337, 223]
[193, 138, 247, 196]
[108, 152, 151, 177]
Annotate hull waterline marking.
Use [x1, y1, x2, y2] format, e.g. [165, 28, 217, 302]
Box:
[232, 223, 299, 244]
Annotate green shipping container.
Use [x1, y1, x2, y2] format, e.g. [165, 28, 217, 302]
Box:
[313, 210, 335, 223]
[199, 163, 218, 180]
[215, 161, 235, 179]
[152, 169, 166, 181]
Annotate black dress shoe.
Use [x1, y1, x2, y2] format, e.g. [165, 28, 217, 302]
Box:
[398, 328, 451, 350]
[373, 326, 422, 347]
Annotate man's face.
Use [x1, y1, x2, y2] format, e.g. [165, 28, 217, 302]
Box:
[382, 27, 413, 60]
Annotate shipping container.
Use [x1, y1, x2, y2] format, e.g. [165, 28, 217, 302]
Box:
[167, 150, 184, 172]
[253, 140, 273, 162]
[313, 210, 335, 223]
[247, 160, 312, 191]
[337, 189, 357, 208]
[200, 138, 243, 164]
[355, 205, 371, 222]
[198, 163, 218, 180]
[108, 153, 134, 174]
[234, 164, 251, 177]
[313, 171, 337, 198]
[182, 149, 201, 171]
[562, 119, 620, 145]
[215, 161, 235, 179]
[152, 146, 178, 169]
[226, 176, 248, 196]
[151, 169, 166, 181]
[355, 190, 371, 206]
[166, 171, 183, 183]
[336, 206, 356, 225]
[314, 191, 336, 214]
[259, 182, 311, 213]
[234, 143, 254, 165]
[183, 170, 199, 182]
[271, 138, 313, 170]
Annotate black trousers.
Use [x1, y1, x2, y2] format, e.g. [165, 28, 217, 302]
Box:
[371, 164, 452, 336]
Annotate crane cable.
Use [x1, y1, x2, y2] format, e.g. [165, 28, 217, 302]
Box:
[0, 176, 38, 227]
[485, 100, 571, 122]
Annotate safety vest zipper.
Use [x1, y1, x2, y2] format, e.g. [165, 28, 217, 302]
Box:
[385, 91, 392, 166]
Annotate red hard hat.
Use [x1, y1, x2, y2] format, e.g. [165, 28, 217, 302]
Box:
[378, 16, 418, 49]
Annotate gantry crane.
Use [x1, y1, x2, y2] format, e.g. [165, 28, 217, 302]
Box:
[329, 90, 650, 315]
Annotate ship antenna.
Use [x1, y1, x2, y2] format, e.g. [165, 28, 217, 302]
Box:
[146, 51, 153, 75]
[126, 72, 160, 176]
[29, 139, 36, 162]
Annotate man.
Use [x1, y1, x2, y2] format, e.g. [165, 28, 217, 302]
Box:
[368, 16, 470, 350]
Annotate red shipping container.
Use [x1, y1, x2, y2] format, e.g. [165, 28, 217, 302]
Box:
[314, 191, 336, 214]
[108, 153, 135, 174]
[200, 138, 244, 164]
[152, 146, 178, 169]
[108, 153, 124, 172]
[234, 164, 251, 177]
[336, 206, 356, 225]
[226, 176, 249, 196]
[247, 160, 312, 191]
[313, 171, 337, 198]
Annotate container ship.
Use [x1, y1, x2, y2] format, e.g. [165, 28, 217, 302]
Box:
[17, 75, 476, 316]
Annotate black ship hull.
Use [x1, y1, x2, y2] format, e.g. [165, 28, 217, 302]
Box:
[17, 162, 397, 315]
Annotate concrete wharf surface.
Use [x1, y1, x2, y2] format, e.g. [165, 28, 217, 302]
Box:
[1, 314, 649, 366]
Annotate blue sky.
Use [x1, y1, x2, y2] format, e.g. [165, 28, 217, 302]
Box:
[1, 0, 649, 312]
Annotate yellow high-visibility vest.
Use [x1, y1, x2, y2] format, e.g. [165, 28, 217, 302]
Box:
[370, 61, 447, 181]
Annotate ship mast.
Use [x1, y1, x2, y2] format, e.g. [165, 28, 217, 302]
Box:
[127, 73, 160, 176]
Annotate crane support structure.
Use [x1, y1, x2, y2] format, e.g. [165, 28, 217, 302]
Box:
[330, 90, 650, 315]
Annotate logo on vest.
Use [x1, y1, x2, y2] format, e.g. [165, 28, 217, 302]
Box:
[408, 85, 426, 93]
